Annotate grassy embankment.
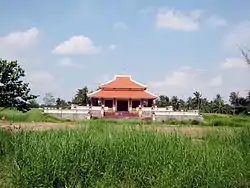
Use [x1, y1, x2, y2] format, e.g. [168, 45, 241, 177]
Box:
[0, 108, 250, 127]
[0, 108, 71, 123]
[0, 122, 250, 187]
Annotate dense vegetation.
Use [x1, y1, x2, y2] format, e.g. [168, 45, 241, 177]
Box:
[155, 92, 250, 115]
[0, 108, 71, 123]
[1, 123, 250, 187]
[0, 59, 37, 112]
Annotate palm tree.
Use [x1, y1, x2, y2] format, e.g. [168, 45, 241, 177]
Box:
[186, 97, 194, 110]
[155, 95, 170, 107]
[193, 91, 202, 111]
[170, 96, 179, 111]
[178, 99, 186, 111]
[200, 98, 211, 113]
[229, 92, 239, 114]
[212, 94, 227, 114]
[241, 48, 250, 66]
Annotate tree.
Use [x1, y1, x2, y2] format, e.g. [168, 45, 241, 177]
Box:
[212, 94, 227, 114]
[0, 58, 37, 112]
[28, 99, 40, 108]
[241, 48, 250, 66]
[186, 97, 194, 110]
[72, 87, 89, 106]
[193, 91, 202, 110]
[155, 95, 170, 107]
[170, 96, 179, 111]
[229, 92, 239, 114]
[55, 97, 69, 109]
[178, 99, 186, 111]
[43, 93, 55, 107]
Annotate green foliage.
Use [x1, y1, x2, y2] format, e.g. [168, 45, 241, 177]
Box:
[55, 97, 70, 109]
[0, 58, 37, 112]
[0, 125, 250, 187]
[203, 113, 250, 127]
[43, 92, 55, 107]
[28, 99, 39, 108]
[156, 90, 250, 115]
[0, 108, 71, 123]
[72, 87, 89, 105]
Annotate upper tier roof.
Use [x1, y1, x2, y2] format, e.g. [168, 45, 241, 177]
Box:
[99, 75, 147, 89]
[88, 89, 157, 99]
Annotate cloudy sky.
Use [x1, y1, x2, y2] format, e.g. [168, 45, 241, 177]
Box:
[0, 0, 250, 102]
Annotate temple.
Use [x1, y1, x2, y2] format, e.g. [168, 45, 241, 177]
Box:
[88, 75, 157, 112]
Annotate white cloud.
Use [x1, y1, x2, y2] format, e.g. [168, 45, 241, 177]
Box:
[0, 27, 39, 49]
[156, 8, 202, 31]
[109, 44, 117, 51]
[209, 76, 223, 87]
[148, 63, 250, 100]
[0, 27, 39, 59]
[149, 67, 199, 88]
[52, 35, 100, 54]
[221, 58, 248, 69]
[224, 21, 250, 52]
[148, 66, 205, 98]
[113, 22, 128, 30]
[207, 14, 227, 27]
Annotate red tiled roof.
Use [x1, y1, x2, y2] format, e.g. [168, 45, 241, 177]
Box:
[88, 90, 157, 99]
[100, 75, 147, 89]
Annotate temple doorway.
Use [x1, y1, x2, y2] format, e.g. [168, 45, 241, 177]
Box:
[117, 100, 128, 111]
[104, 100, 113, 108]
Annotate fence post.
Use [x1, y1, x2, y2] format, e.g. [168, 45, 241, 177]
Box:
[138, 105, 142, 118]
[151, 106, 155, 121]
[101, 105, 104, 117]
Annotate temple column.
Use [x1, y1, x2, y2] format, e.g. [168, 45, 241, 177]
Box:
[113, 98, 116, 112]
[128, 99, 132, 112]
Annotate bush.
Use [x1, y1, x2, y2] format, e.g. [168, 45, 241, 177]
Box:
[191, 119, 200, 125]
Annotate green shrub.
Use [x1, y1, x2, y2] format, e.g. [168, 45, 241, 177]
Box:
[191, 119, 200, 125]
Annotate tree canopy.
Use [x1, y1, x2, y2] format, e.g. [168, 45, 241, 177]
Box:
[0, 58, 37, 112]
[72, 87, 89, 106]
[43, 93, 56, 107]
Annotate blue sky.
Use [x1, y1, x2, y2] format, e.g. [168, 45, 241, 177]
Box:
[0, 0, 250, 102]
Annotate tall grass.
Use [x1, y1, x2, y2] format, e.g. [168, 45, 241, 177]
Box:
[203, 113, 250, 127]
[1, 123, 250, 187]
[0, 108, 72, 123]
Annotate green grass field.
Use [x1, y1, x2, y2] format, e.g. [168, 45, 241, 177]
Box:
[0, 123, 250, 187]
[0, 109, 250, 187]
[0, 108, 72, 123]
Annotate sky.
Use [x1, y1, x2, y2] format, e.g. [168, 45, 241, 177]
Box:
[0, 0, 250, 103]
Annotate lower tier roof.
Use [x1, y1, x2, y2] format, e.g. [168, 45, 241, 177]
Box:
[88, 89, 157, 99]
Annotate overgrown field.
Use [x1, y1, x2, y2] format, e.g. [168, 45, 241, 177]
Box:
[0, 122, 250, 187]
[0, 108, 72, 123]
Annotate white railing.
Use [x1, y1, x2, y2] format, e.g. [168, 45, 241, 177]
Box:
[44, 109, 89, 114]
[44, 106, 199, 116]
[155, 111, 199, 116]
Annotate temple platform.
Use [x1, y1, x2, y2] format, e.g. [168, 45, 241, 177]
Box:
[104, 111, 139, 119]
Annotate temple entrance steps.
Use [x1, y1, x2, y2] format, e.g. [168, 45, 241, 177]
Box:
[104, 111, 139, 119]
